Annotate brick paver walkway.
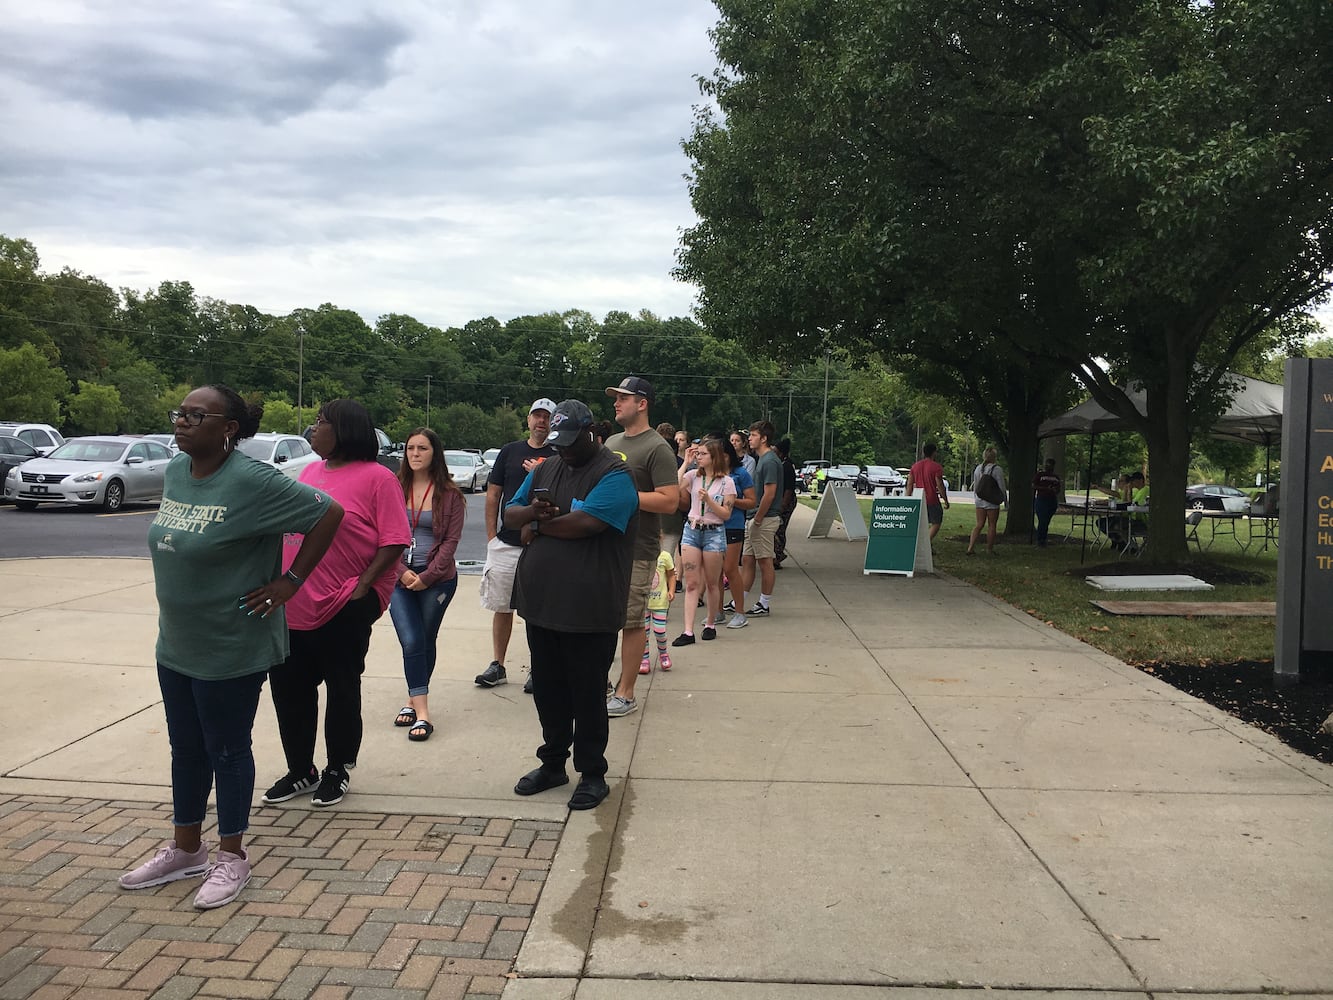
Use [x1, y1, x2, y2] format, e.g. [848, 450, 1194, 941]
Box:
[0, 794, 563, 999]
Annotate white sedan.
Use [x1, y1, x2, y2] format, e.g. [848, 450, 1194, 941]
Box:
[237, 433, 321, 480]
[445, 450, 490, 492]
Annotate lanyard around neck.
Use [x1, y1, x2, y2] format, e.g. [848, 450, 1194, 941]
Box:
[408, 481, 433, 531]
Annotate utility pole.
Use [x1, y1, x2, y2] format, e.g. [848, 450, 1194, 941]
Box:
[786, 388, 793, 438]
[296, 325, 304, 433]
[820, 350, 830, 461]
[425, 375, 432, 428]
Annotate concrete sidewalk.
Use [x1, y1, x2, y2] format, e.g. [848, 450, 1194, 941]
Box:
[1, 504, 1330, 999]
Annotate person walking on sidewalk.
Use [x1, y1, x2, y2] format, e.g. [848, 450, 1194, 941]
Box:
[604, 377, 680, 719]
[263, 400, 410, 809]
[968, 447, 1007, 555]
[121, 385, 343, 910]
[907, 441, 950, 543]
[475, 398, 558, 692]
[740, 420, 782, 617]
[389, 428, 466, 742]
[507, 400, 639, 810]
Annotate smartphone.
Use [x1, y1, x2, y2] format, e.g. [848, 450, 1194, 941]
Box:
[532, 488, 550, 502]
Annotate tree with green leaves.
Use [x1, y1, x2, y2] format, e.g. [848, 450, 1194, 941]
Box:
[680, 0, 1333, 558]
[67, 380, 125, 434]
[0, 342, 65, 422]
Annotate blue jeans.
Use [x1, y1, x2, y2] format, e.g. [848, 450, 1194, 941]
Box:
[1034, 495, 1058, 545]
[389, 577, 458, 696]
[157, 664, 266, 838]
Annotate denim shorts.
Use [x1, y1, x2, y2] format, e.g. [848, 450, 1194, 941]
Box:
[682, 522, 727, 553]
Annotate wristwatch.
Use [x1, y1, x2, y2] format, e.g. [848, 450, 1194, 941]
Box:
[283, 569, 304, 587]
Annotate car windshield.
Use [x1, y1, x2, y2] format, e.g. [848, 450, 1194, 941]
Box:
[236, 439, 275, 460]
[48, 441, 127, 463]
[444, 451, 474, 465]
[867, 466, 895, 476]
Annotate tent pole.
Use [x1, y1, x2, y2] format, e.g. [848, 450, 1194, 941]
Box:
[1081, 433, 1095, 564]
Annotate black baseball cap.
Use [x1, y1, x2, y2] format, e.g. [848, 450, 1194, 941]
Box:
[545, 400, 596, 447]
[605, 376, 655, 403]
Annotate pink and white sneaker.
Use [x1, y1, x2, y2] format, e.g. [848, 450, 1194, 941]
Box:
[193, 849, 251, 910]
[118, 841, 209, 890]
[639, 653, 651, 675]
[658, 653, 672, 672]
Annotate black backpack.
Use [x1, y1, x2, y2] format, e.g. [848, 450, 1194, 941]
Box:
[974, 464, 1005, 504]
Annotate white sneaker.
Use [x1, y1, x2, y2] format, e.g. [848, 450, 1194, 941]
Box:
[725, 614, 748, 629]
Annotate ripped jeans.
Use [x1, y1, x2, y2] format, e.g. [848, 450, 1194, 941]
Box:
[389, 577, 459, 696]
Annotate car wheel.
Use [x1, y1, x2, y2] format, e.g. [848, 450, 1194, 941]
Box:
[1190, 499, 1205, 511]
[102, 480, 125, 512]
[15, 500, 38, 511]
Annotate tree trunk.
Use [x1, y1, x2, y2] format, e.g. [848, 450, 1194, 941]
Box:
[1002, 410, 1041, 538]
[1141, 359, 1194, 562]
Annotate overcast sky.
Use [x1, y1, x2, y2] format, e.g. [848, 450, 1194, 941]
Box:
[1, 0, 721, 329]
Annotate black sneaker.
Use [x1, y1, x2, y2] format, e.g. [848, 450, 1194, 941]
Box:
[722, 600, 735, 614]
[261, 767, 318, 804]
[671, 633, 695, 647]
[475, 662, 507, 687]
[701, 626, 717, 640]
[311, 767, 349, 807]
[746, 603, 771, 617]
[523, 674, 534, 695]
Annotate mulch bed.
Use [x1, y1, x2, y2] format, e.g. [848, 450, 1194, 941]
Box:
[1137, 660, 1333, 766]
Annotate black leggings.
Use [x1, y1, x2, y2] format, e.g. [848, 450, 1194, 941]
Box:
[270, 592, 382, 774]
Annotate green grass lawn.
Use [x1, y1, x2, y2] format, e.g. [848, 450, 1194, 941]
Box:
[801, 495, 1278, 665]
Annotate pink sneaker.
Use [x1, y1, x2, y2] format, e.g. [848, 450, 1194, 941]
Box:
[658, 653, 672, 671]
[118, 841, 209, 890]
[193, 849, 251, 910]
[639, 653, 651, 675]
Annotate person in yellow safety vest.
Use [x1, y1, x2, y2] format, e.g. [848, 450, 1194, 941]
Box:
[815, 467, 827, 494]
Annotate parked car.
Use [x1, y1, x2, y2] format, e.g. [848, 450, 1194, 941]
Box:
[1185, 484, 1250, 514]
[445, 450, 490, 492]
[855, 465, 906, 494]
[482, 447, 502, 466]
[0, 422, 65, 457]
[4, 436, 173, 511]
[237, 433, 321, 480]
[138, 433, 180, 455]
[824, 464, 862, 485]
[0, 436, 38, 500]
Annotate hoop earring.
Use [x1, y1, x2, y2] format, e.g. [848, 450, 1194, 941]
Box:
[224, 436, 232, 453]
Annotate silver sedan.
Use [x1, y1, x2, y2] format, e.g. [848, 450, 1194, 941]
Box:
[4, 436, 174, 511]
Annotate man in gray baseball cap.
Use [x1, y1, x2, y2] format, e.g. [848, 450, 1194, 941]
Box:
[475, 397, 559, 691]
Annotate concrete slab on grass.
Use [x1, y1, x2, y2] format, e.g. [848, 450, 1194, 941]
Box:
[1085, 575, 1213, 591]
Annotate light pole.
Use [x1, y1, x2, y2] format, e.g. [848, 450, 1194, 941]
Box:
[820, 350, 830, 461]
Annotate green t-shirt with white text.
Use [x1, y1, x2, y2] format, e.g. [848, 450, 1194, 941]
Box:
[149, 452, 331, 680]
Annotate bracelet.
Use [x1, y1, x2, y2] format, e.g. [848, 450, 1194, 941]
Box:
[283, 569, 304, 587]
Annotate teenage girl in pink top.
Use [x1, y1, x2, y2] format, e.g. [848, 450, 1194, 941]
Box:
[673, 437, 735, 646]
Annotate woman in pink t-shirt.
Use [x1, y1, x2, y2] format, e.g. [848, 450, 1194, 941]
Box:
[672, 438, 736, 646]
[263, 400, 410, 809]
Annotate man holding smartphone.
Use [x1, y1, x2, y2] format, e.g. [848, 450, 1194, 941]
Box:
[475, 398, 557, 690]
[505, 400, 638, 810]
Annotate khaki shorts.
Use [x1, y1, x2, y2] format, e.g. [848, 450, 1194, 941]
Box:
[479, 536, 522, 613]
[743, 517, 779, 560]
[622, 557, 654, 630]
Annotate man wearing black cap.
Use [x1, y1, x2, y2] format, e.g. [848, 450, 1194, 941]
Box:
[505, 400, 638, 810]
[603, 377, 681, 718]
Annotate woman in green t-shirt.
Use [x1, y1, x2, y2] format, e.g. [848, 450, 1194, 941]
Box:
[120, 385, 344, 910]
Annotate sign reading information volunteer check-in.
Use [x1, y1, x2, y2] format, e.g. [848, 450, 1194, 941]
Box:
[864, 496, 933, 577]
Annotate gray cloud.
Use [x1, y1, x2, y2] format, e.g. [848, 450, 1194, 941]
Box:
[0, 0, 720, 325]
